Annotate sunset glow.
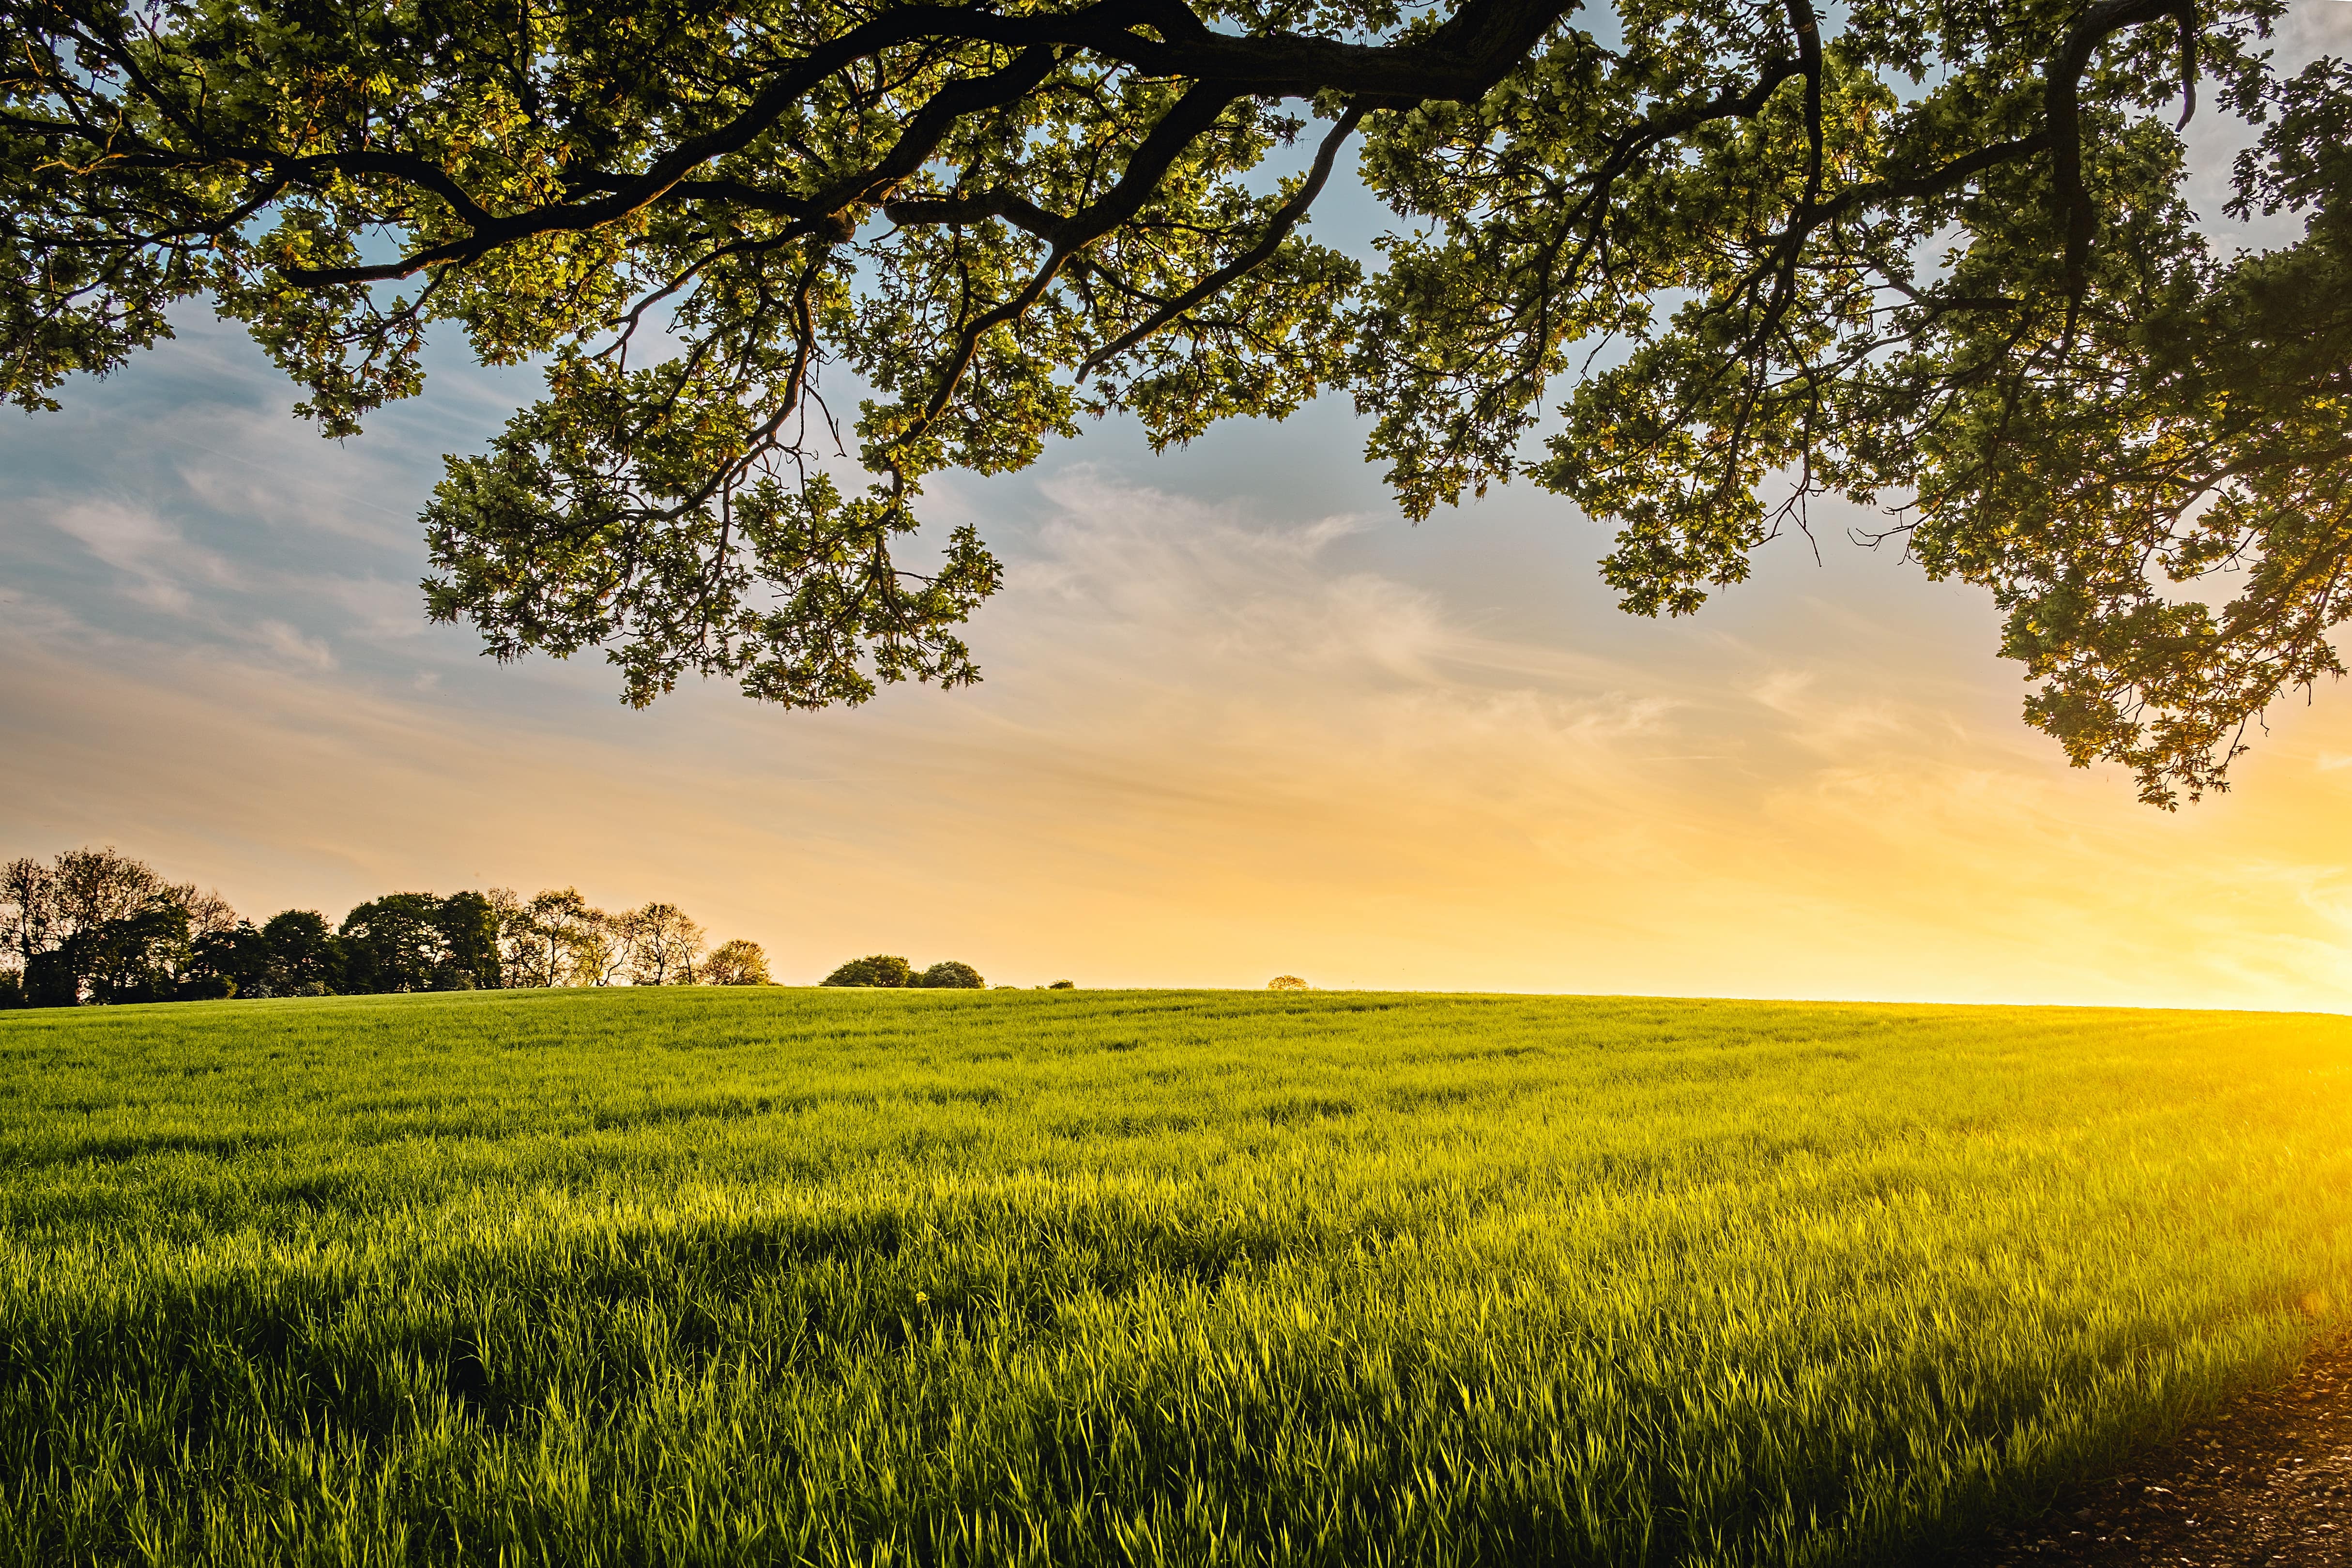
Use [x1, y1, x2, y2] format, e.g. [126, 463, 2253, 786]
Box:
[6, 0, 2349, 1011]
[7, 322, 2351, 1009]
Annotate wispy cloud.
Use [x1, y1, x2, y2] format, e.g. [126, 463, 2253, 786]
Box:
[5, 320, 2352, 1008]
[252, 619, 336, 671]
[36, 498, 237, 614]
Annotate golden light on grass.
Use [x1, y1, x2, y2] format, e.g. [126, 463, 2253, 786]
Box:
[4, 988, 2351, 1564]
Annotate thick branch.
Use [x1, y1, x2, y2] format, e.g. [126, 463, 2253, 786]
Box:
[280, 0, 1573, 286]
[1078, 101, 1364, 377]
[2045, 0, 2199, 297]
[883, 190, 1073, 244]
[913, 78, 1240, 430]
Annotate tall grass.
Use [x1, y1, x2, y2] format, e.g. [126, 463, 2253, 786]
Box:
[1, 988, 2348, 1566]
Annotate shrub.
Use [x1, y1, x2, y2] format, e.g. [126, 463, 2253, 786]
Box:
[823, 955, 913, 988]
[0, 970, 19, 1009]
[1047, 979, 1075, 990]
[703, 939, 771, 986]
[1268, 974, 1310, 990]
[917, 960, 985, 989]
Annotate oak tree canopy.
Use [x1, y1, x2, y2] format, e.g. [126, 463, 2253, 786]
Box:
[4, 0, 2347, 803]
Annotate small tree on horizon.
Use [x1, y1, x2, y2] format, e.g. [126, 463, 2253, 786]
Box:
[626, 902, 707, 986]
[823, 955, 913, 988]
[702, 940, 770, 987]
[1268, 975, 1311, 991]
[515, 888, 607, 987]
[916, 960, 985, 990]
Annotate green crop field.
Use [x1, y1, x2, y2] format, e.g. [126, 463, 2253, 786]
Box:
[3, 989, 2351, 1568]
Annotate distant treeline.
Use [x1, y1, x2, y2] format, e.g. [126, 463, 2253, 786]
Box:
[0, 847, 768, 1008]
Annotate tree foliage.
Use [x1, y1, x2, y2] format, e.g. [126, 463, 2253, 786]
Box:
[0, 847, 754, 1003]
[6, 0, 2347, 800]
[339, 892, 463, 993]
[499, 886, 605, 987]
[2, 847, 238, 1004]
[622, 901, 708, 984]
[824, 954, 916, 986]
[703, 938, 773, 985]
[917, 959, 987, 987]
[259, 910, 340, 994]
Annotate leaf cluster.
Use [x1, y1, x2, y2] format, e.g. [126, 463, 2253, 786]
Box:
[5, 0, 2345, 797]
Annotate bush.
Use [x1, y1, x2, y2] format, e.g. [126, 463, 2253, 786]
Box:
[1268, 974, 1310, 990]
[916, 960, 985, 990]
[822, 954, 913, 988]
[0, 971, 19, 1009]
[1047, 979, 1075, 990]
[703, 939, 770, 986]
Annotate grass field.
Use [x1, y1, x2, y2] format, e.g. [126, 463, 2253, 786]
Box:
[3, 989, 2351, 1567]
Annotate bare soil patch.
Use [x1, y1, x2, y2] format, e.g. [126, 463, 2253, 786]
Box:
[1975, 1335, 2352, 1566]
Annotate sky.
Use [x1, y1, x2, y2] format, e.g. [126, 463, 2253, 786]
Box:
[6, 3, 2352, 1009]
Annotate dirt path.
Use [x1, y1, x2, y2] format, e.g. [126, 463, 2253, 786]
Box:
[1973, 1336, 2352, 1566]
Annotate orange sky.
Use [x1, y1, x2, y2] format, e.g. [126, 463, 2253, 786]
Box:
[7, 422, 2351, 1007]
[4, 3, 2350, 1008]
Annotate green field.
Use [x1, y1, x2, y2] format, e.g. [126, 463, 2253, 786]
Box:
[4, 989, 2351, 1567]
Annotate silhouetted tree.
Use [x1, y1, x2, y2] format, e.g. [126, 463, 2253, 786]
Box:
[189, 922, 274, 998]
[485, 887, 534, 987]
[339, 894, 447, 993]
[823, 955, 913, 988]
[917, 960, 985, 990]
[177, 886, 240, 943]
[2, 848, 734, 1002]
[51, 847, 172, 935]
[261, 911, 341, 995]
[2, 849, 243, 1005]
[74, 902, 193, 1005]
[436, 891, 505, 990]
[2, 855, 56, 975]
[5, 846, 166, 982]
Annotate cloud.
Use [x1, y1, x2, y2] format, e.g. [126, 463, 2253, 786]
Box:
[6, 321, 2352, 1008]
[37, 499, 212, 611]
[252, 620, 337, 671]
